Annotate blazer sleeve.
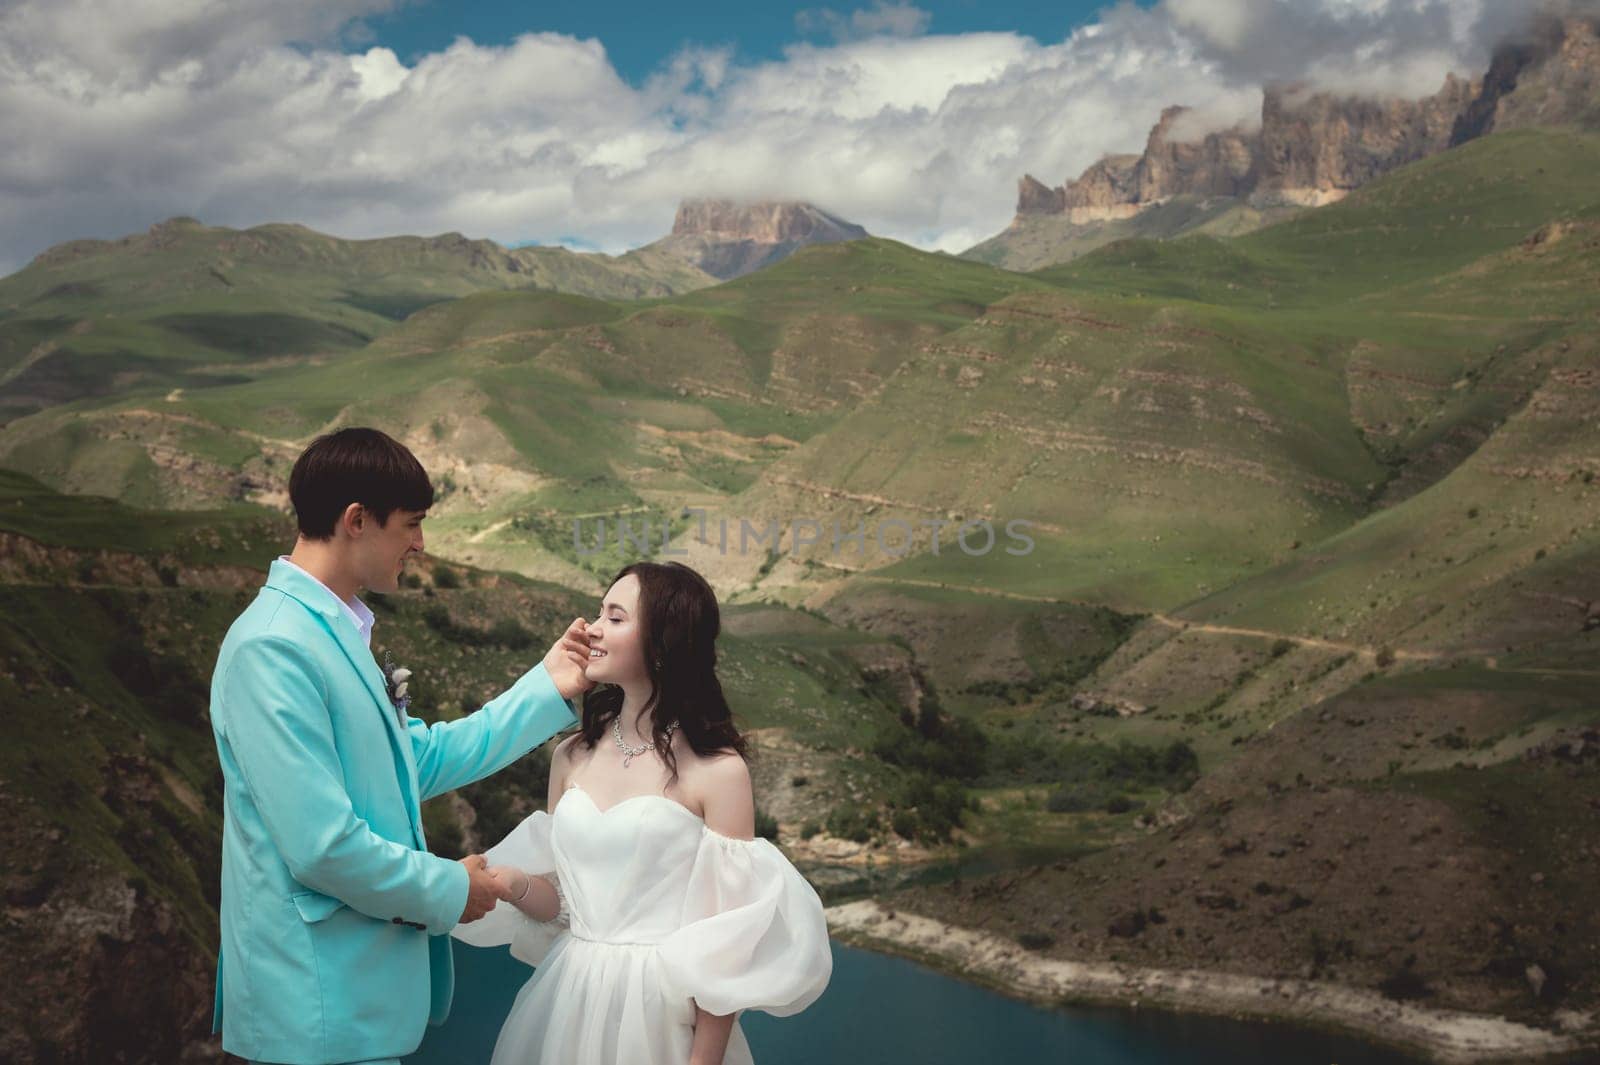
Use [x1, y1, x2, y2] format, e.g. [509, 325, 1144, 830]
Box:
[219, 634, 469, 934]
[406, 661, 579, 803]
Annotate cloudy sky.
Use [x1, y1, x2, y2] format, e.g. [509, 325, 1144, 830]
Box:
[0, 0, 1564, 271]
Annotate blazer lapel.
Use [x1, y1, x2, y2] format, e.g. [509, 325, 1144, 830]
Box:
[324, 619, 428, 843]
[264, 561, 424, 836]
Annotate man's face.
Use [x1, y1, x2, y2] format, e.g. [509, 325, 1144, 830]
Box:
[357, 505, 425, 595]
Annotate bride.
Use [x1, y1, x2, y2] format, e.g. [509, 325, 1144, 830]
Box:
[452, 560, 833, 1064]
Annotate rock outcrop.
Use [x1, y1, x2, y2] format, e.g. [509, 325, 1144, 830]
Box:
[1253, 74, 1477, 207]
[648, 200, 869, 280]
[1012, 16, 1599, 222]
[1453, 14, 1600, 143]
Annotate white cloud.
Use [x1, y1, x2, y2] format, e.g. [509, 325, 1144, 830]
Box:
[797, 2, 933, 42]
[0, 0, 1567, 272]
[349, 47, 407, 101]
[1165, 0, 1274, 52]
[1150, 0, 1514, 96]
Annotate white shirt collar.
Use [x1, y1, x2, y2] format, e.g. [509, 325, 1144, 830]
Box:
[277, 555, 376, 647]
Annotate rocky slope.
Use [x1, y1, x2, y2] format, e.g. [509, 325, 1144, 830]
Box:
[644, 199, 869, 280]
[884, 699, 1600, 1058]
[972, 15, 1600, 270]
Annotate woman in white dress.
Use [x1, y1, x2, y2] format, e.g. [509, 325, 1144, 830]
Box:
[452, 560, 833, 1064]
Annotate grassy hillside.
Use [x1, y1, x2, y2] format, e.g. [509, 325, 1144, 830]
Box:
[853, 130, 1600, 1048]
[3, 133, 1597, 623]
[1037, 129, 1600, 305]
[0, 131, 1592, 618]
[0, 217, 715, 419]
[961, 194, 1299, 271]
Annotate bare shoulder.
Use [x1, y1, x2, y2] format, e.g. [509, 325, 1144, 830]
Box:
[550, 731, 589, 772]
[677, 741, 749, 788]
[701, 748, 751, 789]
[546, 731, 588, 808]
[681, 747, 754, 837]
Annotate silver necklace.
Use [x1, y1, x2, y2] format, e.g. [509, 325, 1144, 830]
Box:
[613, 716, 678, 768]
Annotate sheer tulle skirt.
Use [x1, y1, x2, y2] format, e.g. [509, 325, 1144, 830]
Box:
[490, 933, 755, 1065]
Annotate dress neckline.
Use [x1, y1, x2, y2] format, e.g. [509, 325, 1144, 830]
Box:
[558, 781, 759, 846]
[563, 780, 701, 822]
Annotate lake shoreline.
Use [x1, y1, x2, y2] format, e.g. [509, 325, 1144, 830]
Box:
[825, 900, 1600, 1065]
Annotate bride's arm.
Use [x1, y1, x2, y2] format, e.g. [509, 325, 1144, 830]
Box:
[487, 734, 577, 922]
[688, 752, 756, 1065]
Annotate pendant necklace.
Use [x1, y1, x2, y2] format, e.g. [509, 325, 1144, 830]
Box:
[613, 715, 678, 768]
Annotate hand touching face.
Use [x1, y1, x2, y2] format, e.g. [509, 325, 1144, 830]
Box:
[543, 616, 598, 702]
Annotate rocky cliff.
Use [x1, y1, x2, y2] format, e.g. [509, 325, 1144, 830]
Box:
[1017, 73, 1480, 222]
[647, 200, 869, 280]
[1453, 13, 1600, 143]
[1005, 16, 1599, 230]
[1253, 75, 1477, 206]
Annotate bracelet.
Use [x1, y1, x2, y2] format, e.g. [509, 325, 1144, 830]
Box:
[511, 873, 533, 904]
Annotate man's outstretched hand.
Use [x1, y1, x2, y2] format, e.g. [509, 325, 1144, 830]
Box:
[459, 854, 509, 923]
[544, 616, 597, 703]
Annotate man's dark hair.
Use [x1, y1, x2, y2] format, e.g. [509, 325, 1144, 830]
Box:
[288, 427, 434, 540]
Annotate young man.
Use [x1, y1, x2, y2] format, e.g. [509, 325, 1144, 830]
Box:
[208, 427, 593, 1064]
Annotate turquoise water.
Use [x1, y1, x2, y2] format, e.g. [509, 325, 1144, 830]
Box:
[405, 938, 1427, 1064]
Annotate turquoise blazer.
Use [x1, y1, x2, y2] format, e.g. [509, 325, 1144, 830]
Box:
[208, 559, 578, 1064]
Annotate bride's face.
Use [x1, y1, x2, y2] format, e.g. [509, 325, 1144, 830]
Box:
[585, 574, 646, 683]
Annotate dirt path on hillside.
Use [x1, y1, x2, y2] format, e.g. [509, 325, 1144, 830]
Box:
[803, 570, 1600, 676]
[1145, 613, 1445, 661]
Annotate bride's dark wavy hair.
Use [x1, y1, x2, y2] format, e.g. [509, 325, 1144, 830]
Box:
[576, 560, 748, 782]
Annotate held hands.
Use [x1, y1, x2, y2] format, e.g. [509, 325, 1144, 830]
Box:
[487, 864, 530, 904]
[458, 854, 511, 923]
[544, 617, 597, 702]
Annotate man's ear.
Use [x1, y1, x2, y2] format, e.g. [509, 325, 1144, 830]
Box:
[340, 502, 366, 538]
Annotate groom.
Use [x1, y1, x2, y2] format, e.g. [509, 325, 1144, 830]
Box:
[208, 426, 593, 1064]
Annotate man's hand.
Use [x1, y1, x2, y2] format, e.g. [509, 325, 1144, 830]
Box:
[544, 617, 597, 702]
[459, 854, 509, 923]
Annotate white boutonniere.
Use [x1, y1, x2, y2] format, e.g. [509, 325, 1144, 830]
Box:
[380, 648, 412, 726]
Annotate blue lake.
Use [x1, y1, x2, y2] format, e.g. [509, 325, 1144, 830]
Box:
[405, 937, 1427, 1064]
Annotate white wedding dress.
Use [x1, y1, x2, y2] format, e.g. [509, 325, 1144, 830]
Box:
[451, 780, 833, 1064]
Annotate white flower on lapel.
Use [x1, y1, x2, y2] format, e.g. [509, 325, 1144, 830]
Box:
[379, 649, 413, 724]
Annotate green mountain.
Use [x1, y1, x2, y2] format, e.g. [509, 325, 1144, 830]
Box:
[962, 193, 1299, 272]
[3, 130, 1598, 614]
[0, 216, 716, 419]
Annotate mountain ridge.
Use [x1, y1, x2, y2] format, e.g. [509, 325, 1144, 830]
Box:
[968, 14, 1600, 270]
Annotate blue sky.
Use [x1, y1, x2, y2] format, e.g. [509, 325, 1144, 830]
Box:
[361, 1, 1142, 85]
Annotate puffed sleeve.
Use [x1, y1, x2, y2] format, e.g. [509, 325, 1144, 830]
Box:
[655, 829, 832, 1017]
[449, 810, 569, 967]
